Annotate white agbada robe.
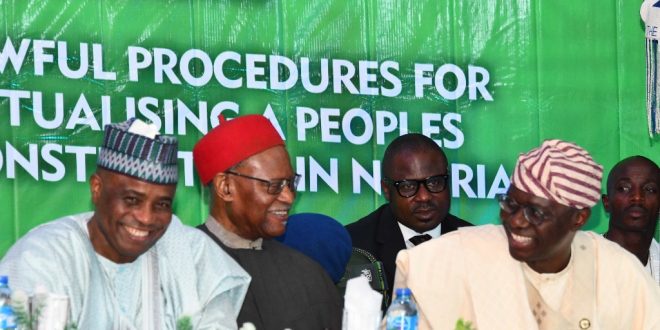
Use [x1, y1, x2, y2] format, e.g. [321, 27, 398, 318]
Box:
[394, 225, 660, 330]
[0, 212, 251, 329]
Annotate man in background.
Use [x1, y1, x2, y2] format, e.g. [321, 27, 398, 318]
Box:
[603, 155, 659, 284]
[394, 139, 660, 329]
[346, 133, 472, 301]
[0, 118, 250, 329]
[194, 114, 342, 330]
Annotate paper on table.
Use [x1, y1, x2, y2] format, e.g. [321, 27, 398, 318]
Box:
[342, 275, 382, 330]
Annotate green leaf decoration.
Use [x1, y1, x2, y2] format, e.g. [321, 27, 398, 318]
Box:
[455, 318, 476, 330]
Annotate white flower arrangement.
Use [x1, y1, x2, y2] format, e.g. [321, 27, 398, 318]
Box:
[10, 287, 77, 330]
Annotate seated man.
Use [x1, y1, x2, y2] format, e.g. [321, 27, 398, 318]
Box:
[602, 155, 659, 284]
[394, 139, 660, 329]
[346, 133, 472, 302]
[0, 119, 250, 329]
[193, 114, 342, 330]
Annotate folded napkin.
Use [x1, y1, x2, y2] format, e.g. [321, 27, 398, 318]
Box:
[342, 275, 382, 330]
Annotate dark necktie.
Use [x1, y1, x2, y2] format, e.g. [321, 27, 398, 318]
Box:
[409, 234, 432, 246]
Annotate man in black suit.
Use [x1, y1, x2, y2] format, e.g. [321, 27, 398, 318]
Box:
[346, 133, 472, 301]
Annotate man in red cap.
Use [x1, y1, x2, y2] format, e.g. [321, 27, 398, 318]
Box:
[193, 114, 342, 329]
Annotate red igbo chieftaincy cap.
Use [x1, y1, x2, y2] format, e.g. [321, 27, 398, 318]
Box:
[193, 114, 284, 185]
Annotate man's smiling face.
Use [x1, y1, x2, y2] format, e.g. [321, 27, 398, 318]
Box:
[501, 185, 584, 273]
[88, 169, 176, 263]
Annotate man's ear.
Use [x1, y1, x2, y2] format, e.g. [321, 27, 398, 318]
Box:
[212, 173, 233, 202]
[90, 173, 102, 205]
[381, 180, 391, 202]
[601, 194, 611, 214]
[572, 208, 591, 230]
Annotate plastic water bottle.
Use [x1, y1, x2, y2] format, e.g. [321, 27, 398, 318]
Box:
[0, 276, 16, 329]
[385, 288, 418, 330]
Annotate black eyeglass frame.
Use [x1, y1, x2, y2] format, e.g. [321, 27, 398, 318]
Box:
[225, 171, 301, 195]
[496, 193, 550, 226]
[382, 174, 449, 198]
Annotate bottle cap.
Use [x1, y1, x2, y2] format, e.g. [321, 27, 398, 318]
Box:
[395, 287, 412, 297]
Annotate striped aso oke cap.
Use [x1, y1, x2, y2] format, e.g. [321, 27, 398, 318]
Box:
[511, 139, 603, 209]
[97, 118, 178, 185]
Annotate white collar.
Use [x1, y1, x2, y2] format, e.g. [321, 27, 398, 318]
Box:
[204, 215, 263, 250]
[397, 221, 441, 249]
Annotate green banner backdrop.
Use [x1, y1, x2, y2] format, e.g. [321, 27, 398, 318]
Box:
[0, 0, 658, 256]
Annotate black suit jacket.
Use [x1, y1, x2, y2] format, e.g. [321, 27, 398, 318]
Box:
[345, 203, 472, 300]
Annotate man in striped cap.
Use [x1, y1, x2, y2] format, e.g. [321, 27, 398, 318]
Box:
[0, 118, 250, 329]
[393, 139, 660, 330]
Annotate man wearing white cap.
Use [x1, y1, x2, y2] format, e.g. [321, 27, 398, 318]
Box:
[393, 139, 660, 329]
[0, 118, 250, 329]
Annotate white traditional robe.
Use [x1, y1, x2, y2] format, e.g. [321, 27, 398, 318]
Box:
[394, 225, 660, 330]
[0, 212, 251, 330]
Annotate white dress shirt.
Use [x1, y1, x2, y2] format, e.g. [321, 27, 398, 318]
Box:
[398, 221, 441, 249]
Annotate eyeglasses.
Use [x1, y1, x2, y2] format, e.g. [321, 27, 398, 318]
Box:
[383, 174, 449, 198]
[496, 194, 549, 226]
[225, 171, 301, 195]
